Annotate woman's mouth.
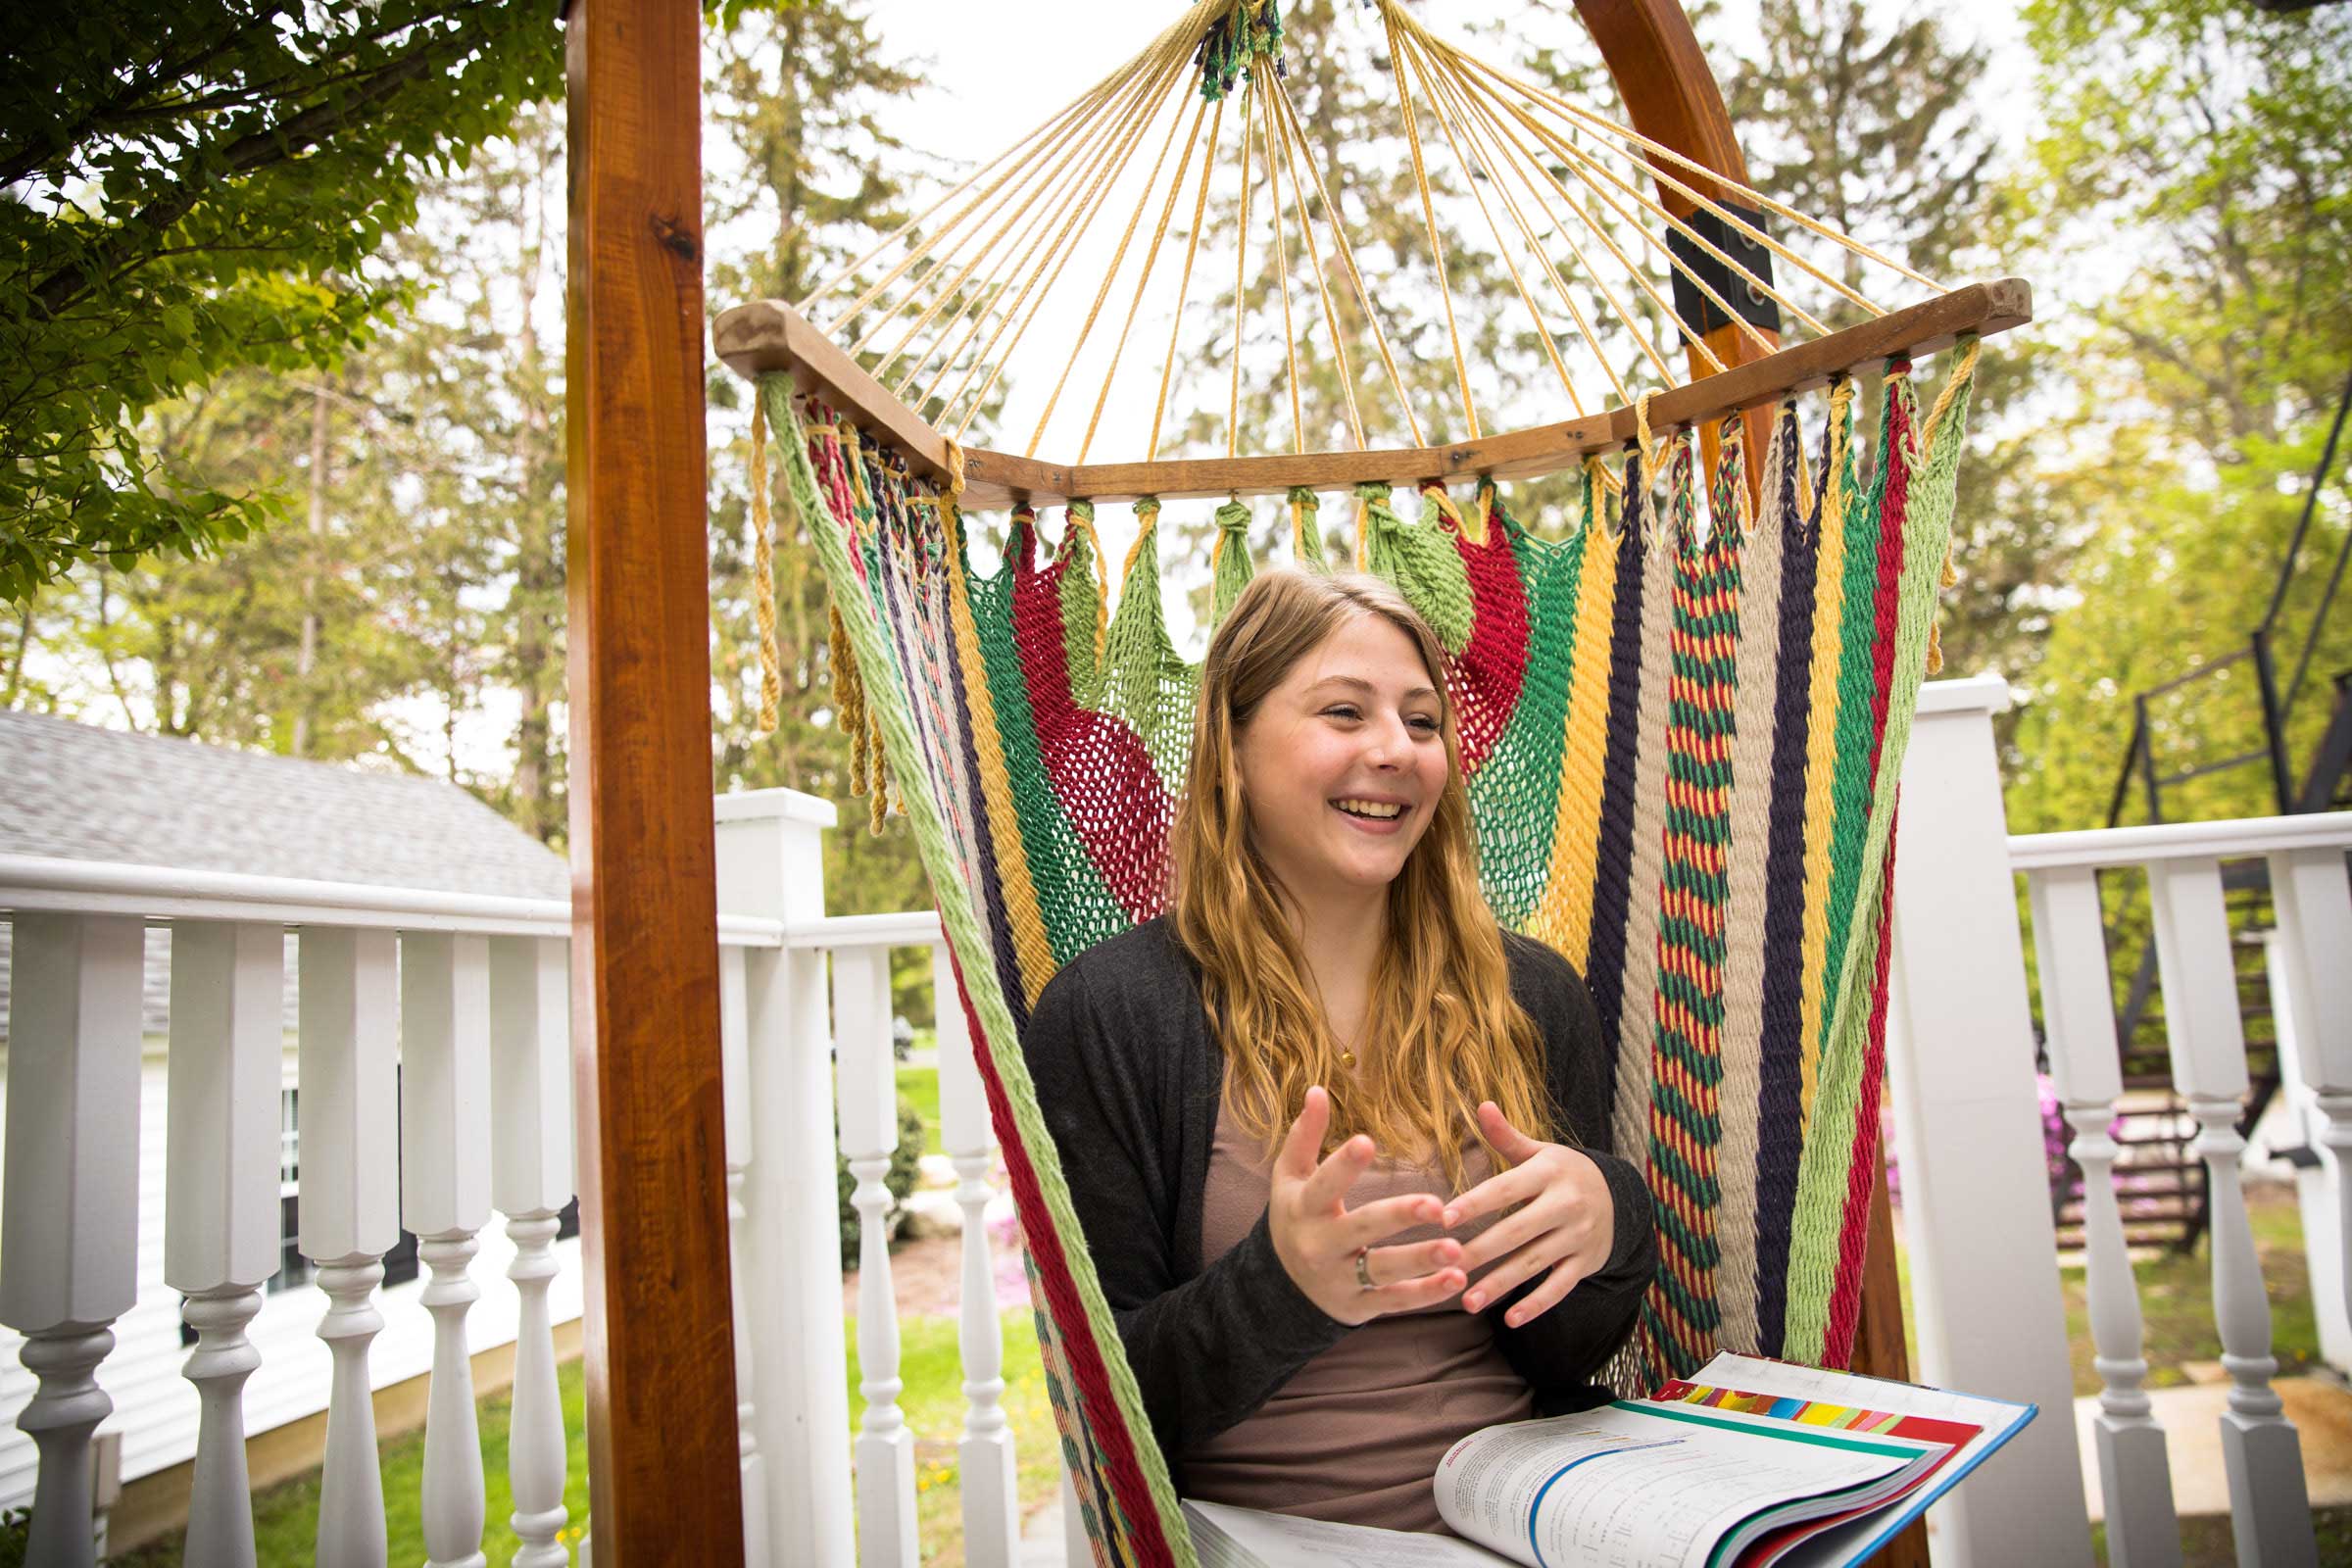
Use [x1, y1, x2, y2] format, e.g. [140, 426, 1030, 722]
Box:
[1332, 797, 1410, 833]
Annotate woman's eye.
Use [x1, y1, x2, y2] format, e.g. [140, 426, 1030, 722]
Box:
[1323, 705, 1361, 721]
[1408, 714, 1440, 733]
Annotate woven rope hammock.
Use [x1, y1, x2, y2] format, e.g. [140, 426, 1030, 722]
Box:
[721, 3, 2032, 1562]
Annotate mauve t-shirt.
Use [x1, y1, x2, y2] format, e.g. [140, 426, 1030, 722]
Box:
[1179, 1101, 1535, 1533]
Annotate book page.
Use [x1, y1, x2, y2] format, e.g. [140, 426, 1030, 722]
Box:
[1180, 1499, 1521, 1568]
[1433, 1405, 1921, 1568]
[1688, 1354, 2032, 1502]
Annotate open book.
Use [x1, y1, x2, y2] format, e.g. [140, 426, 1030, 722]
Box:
[1182, 1352, 2034, 1568]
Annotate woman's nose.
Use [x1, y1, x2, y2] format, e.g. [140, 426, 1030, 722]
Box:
[1363, 712, 1410, 767]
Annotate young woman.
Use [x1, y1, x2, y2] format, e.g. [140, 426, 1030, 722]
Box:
[1022, 568, 1657, 1534]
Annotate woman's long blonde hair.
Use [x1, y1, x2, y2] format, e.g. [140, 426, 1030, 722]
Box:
[1168, 568, 1550, 1192]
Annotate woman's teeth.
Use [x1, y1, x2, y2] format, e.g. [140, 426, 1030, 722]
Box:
[1334, 799, 1404, 819]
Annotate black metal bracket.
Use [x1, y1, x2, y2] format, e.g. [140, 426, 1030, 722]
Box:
[1667, 202, 1781, 342]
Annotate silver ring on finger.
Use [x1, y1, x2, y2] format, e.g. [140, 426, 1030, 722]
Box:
[1354, 1248, 1376, 1291]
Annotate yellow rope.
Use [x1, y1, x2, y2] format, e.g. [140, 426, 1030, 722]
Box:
[1385, 6, 1479, 440]
[819, 0, 1219, 335]
[943, 38, 1200, 436]
[1399, 13, 1844, 336]
[1426, 17, 1938, 296]
[1227, 72, 1258, 459]
[895, 33, 1191, 410]
[1265, 73, 1366, 449]
[1635, 388, 1664, 477]
[1391, 25, 1585, 416]
[1270, 79, 1420, 445]
[1150, 95, 1227, 460]
[1414, 52, 1626, 409]
[1260, 79, 1305, 455]
[1076, 95, 1212, 464]
[1420, 45, 1678, 389]
[871, 50, 1176, 391]
[1919, 335, 1981, 452]
[750, 394, 782, 733]
[1024, 75, 1203, 458]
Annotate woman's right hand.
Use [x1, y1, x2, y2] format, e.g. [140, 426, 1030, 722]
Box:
[1267, 1086, 1467, 1326]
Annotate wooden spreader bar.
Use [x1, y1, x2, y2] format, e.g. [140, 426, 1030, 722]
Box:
[713, 275, 2030, 511]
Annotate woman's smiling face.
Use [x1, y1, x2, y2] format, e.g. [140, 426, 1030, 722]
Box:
[1232, 610, 1451, 906]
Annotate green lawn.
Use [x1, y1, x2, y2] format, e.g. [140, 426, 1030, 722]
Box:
[899, 1062, 944, 1155]
[113, 1310, 1054, 1566]
[2092, 1506, 2352, 1566]
[2057, 1186, 2324, 1396]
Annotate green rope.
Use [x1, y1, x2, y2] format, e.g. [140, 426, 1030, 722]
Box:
[1780, 346, 1978, 1363]
[760, 376, 1199, 1567]
[1211, 498, 1255, 625]
[1288, 485, 1329, 572]
[1361, 483, 1474, 654]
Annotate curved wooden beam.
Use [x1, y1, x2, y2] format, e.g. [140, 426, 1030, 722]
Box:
[1576, 0, 1779, 485]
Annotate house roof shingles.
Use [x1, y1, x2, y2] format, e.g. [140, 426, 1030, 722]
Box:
[0, 711, 565, 898]
[0, 712, 567, 1042]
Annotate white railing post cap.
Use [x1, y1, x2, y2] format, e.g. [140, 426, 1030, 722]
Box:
[713, 789, 838, 829]
[1915, 673, 2013, 717]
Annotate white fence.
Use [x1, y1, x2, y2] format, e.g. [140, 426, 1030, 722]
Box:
[0, 791, 1025, 1567]
[1884, 676, 2348, 1568]
[4, 685, 2347, 1566]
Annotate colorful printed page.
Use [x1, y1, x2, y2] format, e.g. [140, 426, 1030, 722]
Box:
[1659, 1353, 2036, 1567]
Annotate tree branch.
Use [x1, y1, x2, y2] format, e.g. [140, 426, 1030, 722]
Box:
[30, 15, 517, 317]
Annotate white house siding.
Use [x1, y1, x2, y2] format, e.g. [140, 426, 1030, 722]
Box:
[0, 1047, 585, 1512]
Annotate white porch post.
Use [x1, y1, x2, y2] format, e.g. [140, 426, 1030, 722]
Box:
[713, 789, 855, 1566]
[0, 912, 143, 1568]
[1883, 675, 2092, 1566]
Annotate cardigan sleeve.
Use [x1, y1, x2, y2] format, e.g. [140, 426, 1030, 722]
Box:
[1020, 953, 1353, 1464]
[1483, 934, 1659, 1412]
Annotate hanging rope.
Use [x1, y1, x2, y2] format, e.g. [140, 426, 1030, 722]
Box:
[750, 393, 783, 733]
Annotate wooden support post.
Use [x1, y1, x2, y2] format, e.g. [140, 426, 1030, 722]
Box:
[564, 0, 747, 1560]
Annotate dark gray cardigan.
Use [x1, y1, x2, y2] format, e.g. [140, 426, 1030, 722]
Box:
[1019, 915, 1659, 1484]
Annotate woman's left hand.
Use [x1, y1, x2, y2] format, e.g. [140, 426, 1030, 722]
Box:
[1442, 1102, 1616, 1328]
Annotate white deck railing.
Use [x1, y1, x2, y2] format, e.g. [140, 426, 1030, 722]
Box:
[0, 790, 1027, 1567]
[1884, 676, 2348, 1568]
[5, 697, 2345, 1567]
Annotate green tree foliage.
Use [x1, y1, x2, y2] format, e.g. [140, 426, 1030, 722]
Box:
[2003, 0, 2352, 832]
[21, 106, 569, 810]
[2, 0, 567, 602]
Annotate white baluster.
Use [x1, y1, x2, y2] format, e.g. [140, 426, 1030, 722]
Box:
[935, 941, 1017, 1568]
[491, 936, 573, 1567]
[2147, 858, 2317, 1566]
[167, 921, 286, 1568]
[835, 943, 918, 1568]
[402, 931, 494, 1568]
[299, 925, 400, 1568]
[717, 943, 771, 1561]
[2267, 846, 2352, 1340]
[0, 912, 142, 1568]
[2028, 869, 2181, 1568]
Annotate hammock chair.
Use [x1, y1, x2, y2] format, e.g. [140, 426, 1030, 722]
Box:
[718, 3, 2031, 1562]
